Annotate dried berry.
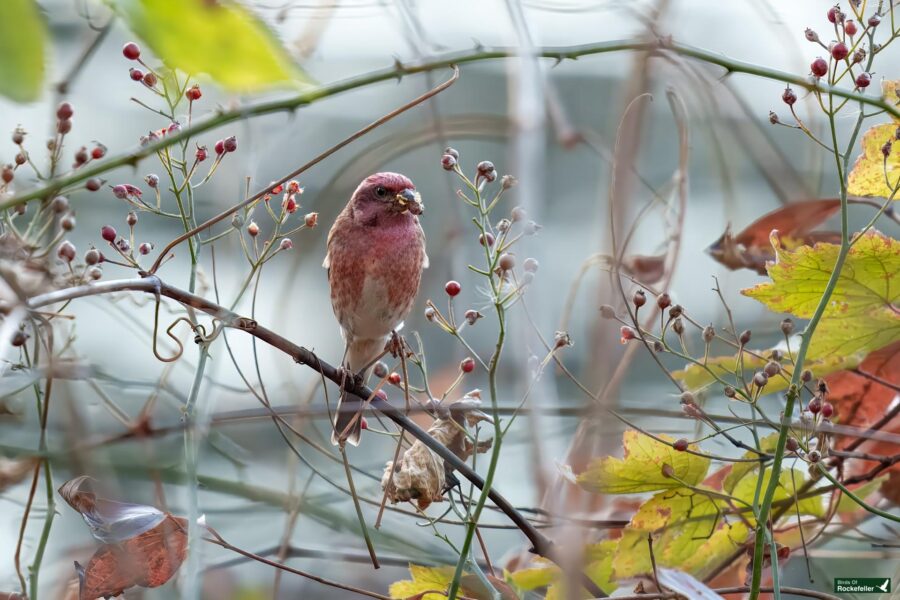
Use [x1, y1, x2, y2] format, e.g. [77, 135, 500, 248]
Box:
[739, 330, 752, 345]
[511, 206, 527, 222]
[702, 325, 715, 343]
[223, 136, 237, 153]
[633, 290, 646, 307]
[753, 371, 769, 387]
[139, 242, 153, 255]
[57, 241, 76, 262]
[51, 196, 68, 213]
[195, 146, 208, 162]
[60, 215, 76, 231]
[673, 438, 689, 452]
[441, 154, 457, 170]
[781, 318, 794, 335]
[1, 165, 14, 184]
[84, 248, 101, 265]
[498, 253, 515, 271]
[855, 72, 871, 88]
[87, 266, 102, 280]
[465, 309, 481, 325]
[479, 232, 494, 247]
[801, 369, 813, 383]
[143, 72, 158, 87]
[786, 437, 800, 452]
[599, 304, 616, 319]
[656, 292, 671, 310]
[304, 212, 318, 228]
[724, 385, 736, 398]
[764, 361, 781, 377]
[279, 238, 293, 251]
[126, 211, 138, 226]
[476, 160, 495, 177]
[523, 257, 539, 273]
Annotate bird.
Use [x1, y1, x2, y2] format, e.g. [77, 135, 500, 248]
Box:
[324, 172, 428, 445]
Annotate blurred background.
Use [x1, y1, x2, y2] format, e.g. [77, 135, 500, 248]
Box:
[0, 0, 898, 598]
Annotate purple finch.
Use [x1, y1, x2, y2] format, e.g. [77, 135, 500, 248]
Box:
[324, 173, 427, 445]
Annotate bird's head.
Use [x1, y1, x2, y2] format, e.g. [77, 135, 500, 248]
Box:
[352, 172, 423, 218]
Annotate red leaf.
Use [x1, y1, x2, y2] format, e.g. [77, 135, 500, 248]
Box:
[826, 342, 900, 482]
[59, 477, 188, 600]
[708, 199, 841, 273]
[78, 515, 188, 600]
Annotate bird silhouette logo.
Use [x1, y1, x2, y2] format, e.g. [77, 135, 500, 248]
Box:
[876, 579, 890, 593]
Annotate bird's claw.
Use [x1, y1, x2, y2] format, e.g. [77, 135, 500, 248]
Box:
[386, 330, 404, 358]
[337, 365, 364, 390]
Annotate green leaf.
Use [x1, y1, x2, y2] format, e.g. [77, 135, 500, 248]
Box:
[576, 430, 710, 494]
[541, 542, 617, 600]
[836, 476, 888, 514]
[722, 433, 779, 494]
[682, 231, 900, 393]
[114, 0, 306, 91]
[732, 467, 825, 520]
[0, 0, 46, 102]
[742, 230, 900, 360]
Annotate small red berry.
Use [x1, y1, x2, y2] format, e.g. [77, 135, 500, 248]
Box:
[831, 41, 849, 61]
[56, 102, 74, 121]
[195, 145, 208, 162]
[12, 128, 25, 145]
[214, 139, 225, 155]
[855, 72, 872, 88]
[85, 248, 101, 265]
[59, 212, 74, 229]
[101, 225, 117, 242]
[827, 6, 839, 23]
[845, 20, 858, 35]
[786, 437, 800, 452]
[139, 242, 153, 255]
[673, 438, 689, 452]
[129, 67, 144, 81]
[271, 184, 284, 194]
[186, 84, 202, 101]
[14, 153, 25, 166]
[441, 154, 457, 170]
[85, 178, 101, 191]
[122, 42, 141, 60]
[460, 357, 475, 373]
[247, 221, 259, 237]
[782, 87, 797, 105]
[2, 166, 14, 184]
[91, 145, 106, 160]
[223, 135, 237, 152]
[808, 397, 822, 414]
[57, 119, 72, 134]
[821, 402, 834, 418]
[388, 372, 401, 385]
[445, 280, 461, 297]
[811, 57, 828, 78]
[869, 14, 881, 27]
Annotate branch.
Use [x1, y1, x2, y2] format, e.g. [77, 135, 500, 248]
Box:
[27, 276, 596, 593]
[6, 37, 897, 210]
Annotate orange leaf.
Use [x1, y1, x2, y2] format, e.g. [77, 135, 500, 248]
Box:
[707, 199, 841, 273]
[77, 515, 188, 600]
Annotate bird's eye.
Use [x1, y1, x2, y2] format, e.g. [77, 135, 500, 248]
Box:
[375, 186, 387, 197]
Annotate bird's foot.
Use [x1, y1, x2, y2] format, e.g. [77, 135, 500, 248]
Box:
[337, 365, 364, 390]
[385, 330, 405, 358]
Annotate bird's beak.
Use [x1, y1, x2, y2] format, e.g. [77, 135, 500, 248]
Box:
[394, 188, 423, 215]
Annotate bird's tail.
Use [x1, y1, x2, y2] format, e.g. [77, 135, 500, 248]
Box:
[331, 337, 384, 446]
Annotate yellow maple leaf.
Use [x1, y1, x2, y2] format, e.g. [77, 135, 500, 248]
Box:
[576, 430, 710, 494]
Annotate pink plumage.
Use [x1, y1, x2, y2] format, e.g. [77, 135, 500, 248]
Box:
[324, 173, 428, 445]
